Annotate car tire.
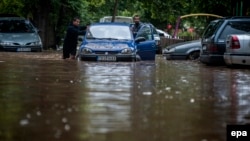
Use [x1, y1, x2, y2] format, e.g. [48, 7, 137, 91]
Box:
[188, 51, 200, 60]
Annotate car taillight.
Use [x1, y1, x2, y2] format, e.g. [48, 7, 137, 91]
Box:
[230, 35, 240, 49]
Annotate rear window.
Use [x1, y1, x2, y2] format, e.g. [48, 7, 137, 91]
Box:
[218, 21, 250, 39]
[219, 21, 250, 39]
[202, 20, 223, 38]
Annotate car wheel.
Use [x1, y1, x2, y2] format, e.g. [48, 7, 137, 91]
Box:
[188, 51, 200, 60]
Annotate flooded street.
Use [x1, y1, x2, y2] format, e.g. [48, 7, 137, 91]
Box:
[1, 51, 250, 141]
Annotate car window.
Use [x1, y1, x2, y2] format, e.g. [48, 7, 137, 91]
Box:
[151, 26, 160, 40]
[151, 26, 158, 35]
[202, 20, 223, 38]
[218, 21, 250, 39]
[86, 25, 132, 40]
[0, 20, 35, 33]
[136, 25, 153, 40]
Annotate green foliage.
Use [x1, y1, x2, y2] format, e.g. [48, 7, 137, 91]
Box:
[0, 0, 24, 15]
[0, 0, 233, 48]
[88, 0, 106, 7]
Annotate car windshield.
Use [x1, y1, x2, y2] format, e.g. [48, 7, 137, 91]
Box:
[0, 20, 35, 33]
[86, 25, 132, 40]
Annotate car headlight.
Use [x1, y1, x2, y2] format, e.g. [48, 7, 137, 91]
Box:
[163, 48, 175, 54]
[81, 48, 92, 54]
[0, 42, 13, 46]
[30, 41, 42, 46]
[121, 48, 133, 54]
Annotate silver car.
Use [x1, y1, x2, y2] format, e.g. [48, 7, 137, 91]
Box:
[0, 17, 42, 52]
[224, 34, 250, 66]
[163, 40, 201, 60]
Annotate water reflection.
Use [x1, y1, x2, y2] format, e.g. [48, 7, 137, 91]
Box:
[80, 62, 136, 134]
[0, 53, 250, 141]
[0, 57, 87, 141]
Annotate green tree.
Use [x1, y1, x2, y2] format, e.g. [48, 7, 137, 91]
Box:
[0, 0, 233, 49]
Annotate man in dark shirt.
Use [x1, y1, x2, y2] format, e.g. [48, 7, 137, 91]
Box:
[131, 15, 143, 37]
[63, 17, 85, 59]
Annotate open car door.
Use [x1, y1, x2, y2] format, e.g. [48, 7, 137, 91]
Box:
[135, 24, 156, 61]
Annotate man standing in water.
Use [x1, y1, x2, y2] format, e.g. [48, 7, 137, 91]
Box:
[63, 17, 85, 60]
[131, 15, 143, 37]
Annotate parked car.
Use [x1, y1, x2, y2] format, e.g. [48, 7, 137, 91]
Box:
[0, 16, 43, 52]
[139, 23, 162, 54]
[224, 34, 250, 66]
[152, 27, 162, 54]
[79, 22, 156, 61]
[99, 16, 133, 24]
[163, 40, 201, 60]
[200, 17, 250, 65]
[156, 29, 171, 38]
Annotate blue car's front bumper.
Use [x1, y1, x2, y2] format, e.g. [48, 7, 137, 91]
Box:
[79, 54, 137, 62]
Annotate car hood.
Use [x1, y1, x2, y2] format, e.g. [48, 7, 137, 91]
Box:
[82, 40, 134, 51]
[0, 33, 41, 43]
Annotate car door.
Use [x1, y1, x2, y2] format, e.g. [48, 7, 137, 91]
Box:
[135, 24, 156, 60]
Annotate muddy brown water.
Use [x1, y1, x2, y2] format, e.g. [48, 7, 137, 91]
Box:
[0, 51, 250, 141]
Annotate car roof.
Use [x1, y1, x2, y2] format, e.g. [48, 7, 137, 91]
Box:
[0, 17, 26, 20]
[223, 16, 250, 19]
[93, 22, 155, 28]
[218, 16, 250, 22]
[93, 22, 130, 26]
[156, 29, 171, 35]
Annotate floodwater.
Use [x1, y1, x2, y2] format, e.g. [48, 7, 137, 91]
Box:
[0, 51, 250, 141]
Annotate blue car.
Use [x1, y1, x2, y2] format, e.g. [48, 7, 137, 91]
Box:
[79, 22, 156, 61]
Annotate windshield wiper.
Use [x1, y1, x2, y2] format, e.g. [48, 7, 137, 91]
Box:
[86, 37, 119, 40]
[101, 38, 119, 40]
[86, 36, 97, 39]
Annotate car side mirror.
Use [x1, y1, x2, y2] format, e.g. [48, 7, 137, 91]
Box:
[135, 37, 146, 43]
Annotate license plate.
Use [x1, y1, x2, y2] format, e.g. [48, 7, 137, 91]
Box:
[98, 56, 116, 61]
[17, 48, 31, 52]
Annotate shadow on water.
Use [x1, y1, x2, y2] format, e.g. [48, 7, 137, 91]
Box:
[0, 52, 250, 141]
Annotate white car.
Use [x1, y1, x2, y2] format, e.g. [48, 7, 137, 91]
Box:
[224, 34, 250, 66]
[99, 16, 133, 24]
[156, 29, 171, 38]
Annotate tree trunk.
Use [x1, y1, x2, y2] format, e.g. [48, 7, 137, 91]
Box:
[111, 0, 119, 22]
[33, 0, 56, 50]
